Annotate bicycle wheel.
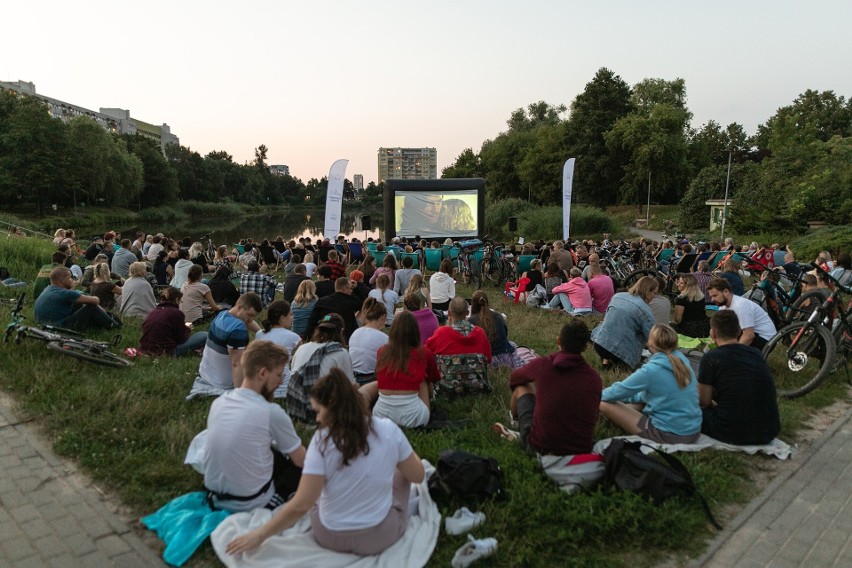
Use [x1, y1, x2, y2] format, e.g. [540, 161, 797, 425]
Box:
[481, 259, 498, 284]
[784, 290, 826, 325]
[621, 269, 657, 291]
[763, 322, 835, 399]
[47, 340, 132, 368]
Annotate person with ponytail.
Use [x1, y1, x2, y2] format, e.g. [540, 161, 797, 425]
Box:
[227, 368, 425, 557]
[598, 324, 701, 444]
[256, 300, 302, 398]
[468, 290, 521, 368]
[349, 297, 389, 385]
[359, 311, 441, 428]
[367, 273, 399, 326]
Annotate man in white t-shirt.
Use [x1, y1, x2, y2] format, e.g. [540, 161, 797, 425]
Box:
[203, 341, 306, 512]
[707, 277, 776, 349]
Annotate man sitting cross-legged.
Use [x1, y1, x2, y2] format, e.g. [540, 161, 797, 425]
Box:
[203, 340, 306, 512]
[424, 297, 491, 362]
[698, 310, 780, 445]
[495, 319, 601, 455]
[34, 266, 121, 331]
[187, 292, 263, 399]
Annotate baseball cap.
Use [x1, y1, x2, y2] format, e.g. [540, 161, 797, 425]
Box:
[317, 313, 344, 330]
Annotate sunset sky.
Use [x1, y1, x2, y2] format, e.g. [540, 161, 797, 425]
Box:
[4, 0, 850, 186]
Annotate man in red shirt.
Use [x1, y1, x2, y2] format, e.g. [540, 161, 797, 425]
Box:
[324, 249, 346, 281]
[424, 297, 491, 363]
[500, 319, 601, 455]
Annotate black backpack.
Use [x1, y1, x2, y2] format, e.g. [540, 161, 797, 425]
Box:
[428, 450, 504, 503]
[603, 439, 721, 529]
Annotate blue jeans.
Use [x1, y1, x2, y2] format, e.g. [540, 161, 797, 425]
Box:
[174, 332, 208, 357]
[547, 294, 591, 315]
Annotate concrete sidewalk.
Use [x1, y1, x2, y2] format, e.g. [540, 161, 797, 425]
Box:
[0, 392, 165, 567]
[693, 407, 852, 567]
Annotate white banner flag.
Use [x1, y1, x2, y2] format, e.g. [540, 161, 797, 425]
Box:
[562, 158, 575, 241]
[323, 159, 349, 239]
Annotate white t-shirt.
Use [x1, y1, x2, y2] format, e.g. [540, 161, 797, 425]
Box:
[368, 288, 400, 325]
[303, 417, 413, 530]
[348, 327, 389, 374]
[255, 327, 302, 398]
[290, 342, 354, 381]
[147, 243, 164, 262]
[724, 295, 777, 341]
[204, 388, 303, 512]
[303, 262, 317, 278]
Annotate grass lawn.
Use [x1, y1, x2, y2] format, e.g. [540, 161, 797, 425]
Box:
[0, 236, 849, 567]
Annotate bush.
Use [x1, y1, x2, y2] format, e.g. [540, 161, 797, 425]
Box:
[139, 206, 182, 223]
[484, 198, 532, 236]
[0, 234, 54, 283]
[181, 200, 245, 218]
[789, 225, 852, 261]
[515, 204, 615, 241]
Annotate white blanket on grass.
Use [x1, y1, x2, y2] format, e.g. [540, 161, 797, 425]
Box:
[210, 460, 440, 568]
[593, 435, 793, 460]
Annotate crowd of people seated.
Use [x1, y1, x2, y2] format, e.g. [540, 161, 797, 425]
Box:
[20, 225, 850, 561]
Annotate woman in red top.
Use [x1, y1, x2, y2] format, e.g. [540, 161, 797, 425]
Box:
[359, 311, 440, 428]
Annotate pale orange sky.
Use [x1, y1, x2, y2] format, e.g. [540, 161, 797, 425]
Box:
[4, 0, 850, 185]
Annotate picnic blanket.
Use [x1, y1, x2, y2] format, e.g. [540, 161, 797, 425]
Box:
[142, 491, 231, 567]
[538, 453, 605, 494]
[593, 435, 793, 460]
[210, 459, 440, 568]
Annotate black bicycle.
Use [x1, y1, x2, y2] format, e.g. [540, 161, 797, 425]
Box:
[4, 294, 131, 368]
[762, 264, 851, 398]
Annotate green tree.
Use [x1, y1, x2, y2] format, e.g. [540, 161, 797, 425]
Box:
[123, 134, 179, 205]
[677, 162, 755, 231]
[754, 89, 852, 153]
[442, 148, 482, 178]
[0, 95, 69, 215]
[562, 67, 634, 206]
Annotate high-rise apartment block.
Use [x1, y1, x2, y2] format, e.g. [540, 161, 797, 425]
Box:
[353, 174, 364, 191]
[269, 165, 290, 176]
[377, 147, 437, 183]
[0, 80, 178, 155]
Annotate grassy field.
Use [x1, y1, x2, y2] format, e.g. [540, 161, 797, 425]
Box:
[0, 235, 849, 567]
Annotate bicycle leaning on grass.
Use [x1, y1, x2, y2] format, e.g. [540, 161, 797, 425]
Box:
[3, 293, 131, 368]
[762, 263, 852, 399]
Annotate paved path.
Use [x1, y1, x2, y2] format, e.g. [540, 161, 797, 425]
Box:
[0, 392, 164, 567]
[694, 407, 852, 567]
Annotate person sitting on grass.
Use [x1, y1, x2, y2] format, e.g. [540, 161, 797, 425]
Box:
[34, 266, 120, 331]
[348, 297, 389, 386]
[698, 311, 780, 445]
[671, 273, 709, 338]
[140, 287, 209, 357]
[368, 273, 399, 327]
[428, 259, 456, 312]
[546, 268, 593, 315]
[89, 262, 122, 311]
[706, 277, 776, 350]
[468, 290, 522, 368]
[226, 367, 425, 557]
[314, 264, 335, 299]
[425, 297, 491, 363]
[255, 300, 302, 399]
[492, 319, 601, 455]
[599, 324, 702, 444]
[590, 276, 656, 370]
[359, 311, 441, 428]
[180, 265, 220, 325]
[118, 261, 156, 320]
[403, 292, 438, 346]
[187, 292, 263, 399]
[203, 340, 306, 513]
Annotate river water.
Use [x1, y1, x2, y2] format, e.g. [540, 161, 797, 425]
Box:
[122, 210, 384, 248]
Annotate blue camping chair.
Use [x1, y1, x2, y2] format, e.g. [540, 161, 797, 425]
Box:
[425, 249, 443, 274]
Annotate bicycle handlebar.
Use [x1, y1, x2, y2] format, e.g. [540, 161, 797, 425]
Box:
[810, 262, 852, 294]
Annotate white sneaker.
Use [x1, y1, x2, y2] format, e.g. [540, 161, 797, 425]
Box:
[445, 507, 486, 535]
[451, 534, 498, 567]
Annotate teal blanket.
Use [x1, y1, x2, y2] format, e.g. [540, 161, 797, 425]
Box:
[142, 491, 231, 567]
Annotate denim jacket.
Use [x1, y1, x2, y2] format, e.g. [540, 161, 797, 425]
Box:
[590, 292, 654, 369]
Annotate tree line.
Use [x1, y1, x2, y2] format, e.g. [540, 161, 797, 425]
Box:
[441, 68, 851, 233]
[0, 90, 383, 216]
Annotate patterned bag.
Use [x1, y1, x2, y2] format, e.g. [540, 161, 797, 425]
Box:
[286, 342, 343, 422]
[434, 353, 490, 398]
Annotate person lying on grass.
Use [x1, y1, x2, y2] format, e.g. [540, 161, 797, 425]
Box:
[599, 323, 702, 444]
[226, 368, 425, 557]
[204, 340, 306, 512]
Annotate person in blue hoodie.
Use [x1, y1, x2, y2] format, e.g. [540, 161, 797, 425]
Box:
[599, 324, 701, 444]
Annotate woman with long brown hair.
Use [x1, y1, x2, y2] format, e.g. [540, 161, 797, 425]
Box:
[226, 368, 425, 557]
[599, 324, 701, 444]
[359, 311, 440, 428]
[468, 290, 521, 368]
[590, 275, 657, 370]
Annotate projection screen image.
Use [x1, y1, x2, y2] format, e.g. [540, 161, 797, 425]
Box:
[395, 190, 479, 239]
